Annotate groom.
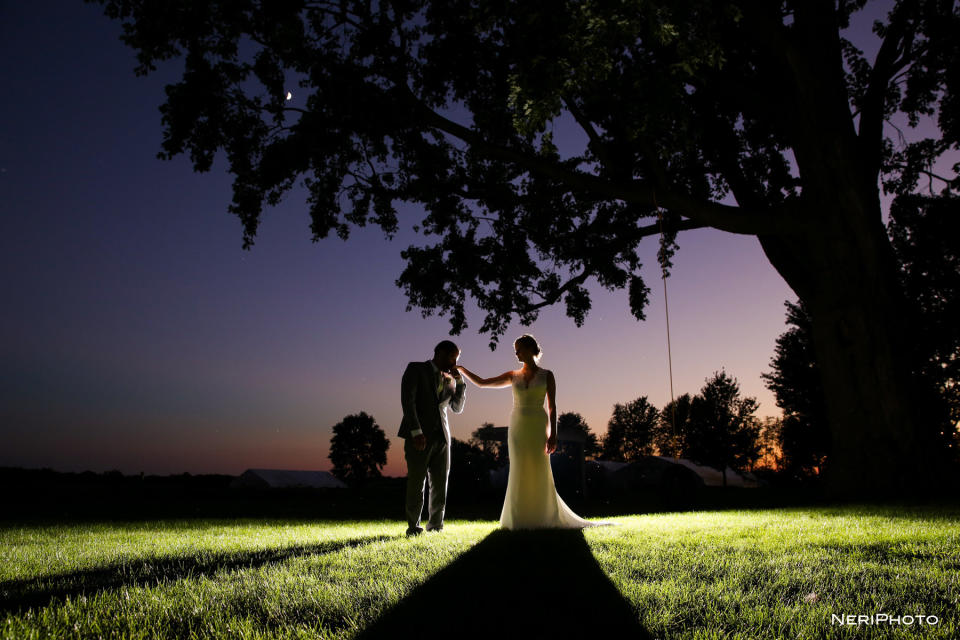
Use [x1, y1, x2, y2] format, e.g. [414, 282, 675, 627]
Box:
[399, 340, 466, 536]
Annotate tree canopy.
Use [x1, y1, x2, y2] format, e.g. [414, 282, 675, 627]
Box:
[888, 194, 960, 442]
[601, 396, 660, 462]
[557, 412, 601, 458]
[86, 0, 957, 343]
[761, 300, 831, 477]
[328, 412, 390, 485]
[686, 371, 761, 484]
[470, 422, 507, 464]
[654, 393, 693, 458]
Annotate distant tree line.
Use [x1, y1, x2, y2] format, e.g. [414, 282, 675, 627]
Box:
[597, 371, 764, 487]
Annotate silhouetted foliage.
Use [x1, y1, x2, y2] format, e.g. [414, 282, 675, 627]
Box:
[557, 412, 601, 459]
[889, 194, 960, 458]
[469, 422, 508, 465]
[328, 412, 390, 486]
[601, 396, 659, 462]
[686, 371, 761, 486]
[449, 437, 497, 495]
[761, 300, 831, 479]
[653, 393, 694, 458]
[87, 0, 960, 494]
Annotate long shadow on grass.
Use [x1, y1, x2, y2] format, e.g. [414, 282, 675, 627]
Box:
[0, 534, 395, 615]
[357, 528, 654, 638]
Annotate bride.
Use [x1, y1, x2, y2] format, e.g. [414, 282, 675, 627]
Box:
[457, 334, 611, 530]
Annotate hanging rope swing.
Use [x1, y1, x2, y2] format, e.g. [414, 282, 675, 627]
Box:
[654, 191, 680, 461]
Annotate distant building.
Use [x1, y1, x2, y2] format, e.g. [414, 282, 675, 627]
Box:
[592, 460, 628, 474]
[590, 456, 763, 492]
[600, 456, 704, 492]
[657, 457, 761, 488]
[230, 469, 347, 489]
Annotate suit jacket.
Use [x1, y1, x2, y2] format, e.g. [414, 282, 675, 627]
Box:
[398, 360, 466, 444]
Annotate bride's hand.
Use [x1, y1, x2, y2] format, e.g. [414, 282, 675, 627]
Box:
[546, 434, 557, 454]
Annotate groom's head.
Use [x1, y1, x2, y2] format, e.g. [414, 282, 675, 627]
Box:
[432, 340, 460, 371]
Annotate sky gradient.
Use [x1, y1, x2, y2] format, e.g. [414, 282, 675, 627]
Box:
[1, 1, 940, 477]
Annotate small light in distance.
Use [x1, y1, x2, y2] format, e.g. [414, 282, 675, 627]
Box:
[285, 91, 293, 101]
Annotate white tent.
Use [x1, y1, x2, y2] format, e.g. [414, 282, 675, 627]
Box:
[592, 460, 629, 474]
[230, 469, 347, 489]
[653, 456, 761, 487]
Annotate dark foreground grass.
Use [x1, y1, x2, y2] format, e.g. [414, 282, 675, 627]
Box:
[2, 504, 957, 639]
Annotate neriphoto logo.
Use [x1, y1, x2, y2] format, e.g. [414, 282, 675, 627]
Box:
[831, 614, 940, 626]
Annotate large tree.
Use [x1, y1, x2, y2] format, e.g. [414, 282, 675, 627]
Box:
[557, 412, 601, 459]
[888, 195, 960, 448]
[601, 396, 660, 462]
[88, 0, 960, 496]
[686, 371, 761, 486]
[761, 300, 832, 478]
[469, 422, 508, 464]
[654, 393, 694, 458]
[328, 412, 390, 486]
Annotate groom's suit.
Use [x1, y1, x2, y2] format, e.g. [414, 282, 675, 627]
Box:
[399, 360, 466, 530]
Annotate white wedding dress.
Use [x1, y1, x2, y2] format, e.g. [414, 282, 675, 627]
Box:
[500, 368, 609, 530]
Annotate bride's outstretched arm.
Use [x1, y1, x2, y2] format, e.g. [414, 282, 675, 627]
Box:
[457, 366, 513, 388]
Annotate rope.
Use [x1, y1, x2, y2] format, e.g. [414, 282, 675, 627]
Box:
[654, 192, 679, 460]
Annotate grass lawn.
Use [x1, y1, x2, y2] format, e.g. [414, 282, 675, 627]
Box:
[1, 504, 957, 639]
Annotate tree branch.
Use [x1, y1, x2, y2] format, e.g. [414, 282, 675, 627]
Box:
[509, 217, 705, 315]
[394, 85, 801, 235]
[858, 3, 916, 181]
[635, 218, 708, 237]
[888, 163, 955, 185]
[561, 94, 612, 167]
[512, 269, 592, 315]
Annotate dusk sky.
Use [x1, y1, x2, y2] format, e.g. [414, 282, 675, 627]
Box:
[1, 1, 939, 477]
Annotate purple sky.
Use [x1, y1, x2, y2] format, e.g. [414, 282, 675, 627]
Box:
[1, 1, 944, 477]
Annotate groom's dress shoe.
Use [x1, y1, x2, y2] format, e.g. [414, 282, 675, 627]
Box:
[425, 525, 443, 532]
[406, 526, 424, 536]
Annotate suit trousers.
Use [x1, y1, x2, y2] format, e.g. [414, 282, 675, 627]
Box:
[404, 435, 450, 529]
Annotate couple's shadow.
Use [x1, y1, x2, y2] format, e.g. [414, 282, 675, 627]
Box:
[359, 527, 653, 638]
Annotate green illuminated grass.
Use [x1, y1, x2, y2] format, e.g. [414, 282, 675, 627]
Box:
[2, 505, 957, 639]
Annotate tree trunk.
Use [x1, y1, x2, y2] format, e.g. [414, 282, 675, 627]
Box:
[743, 1, 957, 498]
[758, 198, 951, 500]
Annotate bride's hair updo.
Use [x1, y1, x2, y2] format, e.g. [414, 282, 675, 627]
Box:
[515, 333, 543, 364]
